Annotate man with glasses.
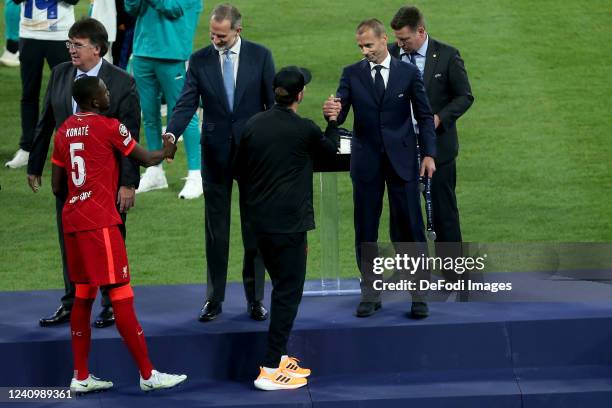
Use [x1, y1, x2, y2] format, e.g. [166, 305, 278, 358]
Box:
[27, 17, 141, 329]
[165, 3, 275, 323]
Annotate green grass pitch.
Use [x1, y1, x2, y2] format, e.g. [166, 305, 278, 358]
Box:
[0, 0, 610, 291]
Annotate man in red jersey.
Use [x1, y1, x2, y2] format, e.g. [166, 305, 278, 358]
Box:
[51, 75, 184, 393]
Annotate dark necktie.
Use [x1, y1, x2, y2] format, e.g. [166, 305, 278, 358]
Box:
[373, 65, 385, 103]
[409, 51, 418, 65]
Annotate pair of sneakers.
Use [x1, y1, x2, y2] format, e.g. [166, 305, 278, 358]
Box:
[70, 370, 187, 394]
[136, 166, 203, 199]
[254, 356, 311, 391]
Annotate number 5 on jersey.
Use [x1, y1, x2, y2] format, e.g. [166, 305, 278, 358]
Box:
[70, 143, 86, 187]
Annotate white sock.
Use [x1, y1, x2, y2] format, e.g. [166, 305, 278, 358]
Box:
[263, 366, 278, 374]
[187, 170, 201, 179]
[281, 355, 288, 361]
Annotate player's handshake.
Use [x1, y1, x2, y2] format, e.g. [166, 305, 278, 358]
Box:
[162, 134, 177, 163]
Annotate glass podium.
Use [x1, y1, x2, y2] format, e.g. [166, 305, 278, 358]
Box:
[303, 146, 361, 296]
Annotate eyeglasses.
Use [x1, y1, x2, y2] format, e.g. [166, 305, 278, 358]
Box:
[65, 41, 94, 50]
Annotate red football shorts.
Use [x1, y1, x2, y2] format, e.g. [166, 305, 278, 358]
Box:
[64, 226, 130, 286]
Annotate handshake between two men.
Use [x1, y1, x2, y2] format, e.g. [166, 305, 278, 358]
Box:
[321, 95, 436, 178]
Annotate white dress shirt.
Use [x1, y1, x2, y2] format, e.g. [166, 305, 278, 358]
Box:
[368, 52, 391, 87]
[72, 59, 104, 113]
[400, 34, 429, 75]
[215, 36, 241, 84]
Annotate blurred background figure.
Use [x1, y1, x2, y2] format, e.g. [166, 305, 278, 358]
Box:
[112, 0, 135, 69]
[0, 0, 21, 67]
[4, 0, 75, 169]
[126, 0, 203, 199]
[90, 0, 116, 63]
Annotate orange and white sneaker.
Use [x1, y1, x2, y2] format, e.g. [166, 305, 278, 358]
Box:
[254, 367, 307, 391]
[279, 356, 311, 378]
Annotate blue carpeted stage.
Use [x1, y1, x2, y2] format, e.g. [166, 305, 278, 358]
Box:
[2, 280, 612, 407]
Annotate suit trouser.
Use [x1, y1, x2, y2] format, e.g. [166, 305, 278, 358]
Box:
[203, 174, 265, 303]
[18, 38, 69, 151]
[132, 56, 201, 170]
[257, 231, 307, 368]
[430, 159, 461, 242]
[430, 159, 463, 282]
[354, 153, 428, 302]
[57, 196, 125, 310]
[388, 157, 464, 281]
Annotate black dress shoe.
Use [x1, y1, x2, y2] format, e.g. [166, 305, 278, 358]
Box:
[198, 301, 222, 322]
[39, 306, 71, 327]
[355, 301, 381, 317]
[248, 301, 268, 321]
[410, 301, 429, 319]
[94, 306, 115, 328]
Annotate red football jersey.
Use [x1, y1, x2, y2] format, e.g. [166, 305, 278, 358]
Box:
[51, 113, 136, 233]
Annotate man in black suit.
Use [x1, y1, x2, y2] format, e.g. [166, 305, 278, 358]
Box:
[324, 19, 436, 318]
[389, 6, 474, 271]
[165, 3, 274, 322]
[27, 18, 140, 328]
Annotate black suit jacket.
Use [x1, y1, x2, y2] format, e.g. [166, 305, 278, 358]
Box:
[389, 37, 473, 164]
[28, 60, 141, 188]
[166, 38, 275, 184]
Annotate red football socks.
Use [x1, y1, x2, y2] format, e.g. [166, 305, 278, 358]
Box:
[70, 297, 94, 381]
[110, 286, 154, 379]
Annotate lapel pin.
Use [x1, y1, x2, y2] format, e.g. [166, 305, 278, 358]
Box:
[433, 53, 437, 58]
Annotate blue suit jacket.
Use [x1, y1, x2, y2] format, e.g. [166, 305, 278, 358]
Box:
[166, 38, 275, 183]
[336, 56, 436, 183]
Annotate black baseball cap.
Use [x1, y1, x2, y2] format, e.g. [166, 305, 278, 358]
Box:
[273, 66, 312, 98]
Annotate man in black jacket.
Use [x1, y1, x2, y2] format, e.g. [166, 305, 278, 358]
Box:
[389, 6, 474, 269]
[234, 66, 339, 391]
[27, 18, 141, 328]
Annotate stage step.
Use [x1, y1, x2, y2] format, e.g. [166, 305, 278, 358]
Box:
[2, 284, 612, 407]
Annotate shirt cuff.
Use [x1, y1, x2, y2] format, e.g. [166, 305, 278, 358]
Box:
[164, 132, 176, 144]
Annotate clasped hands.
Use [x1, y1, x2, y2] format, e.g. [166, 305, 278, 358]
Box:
[322, 95, 341, 121]
[320, 95, 436, 178]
